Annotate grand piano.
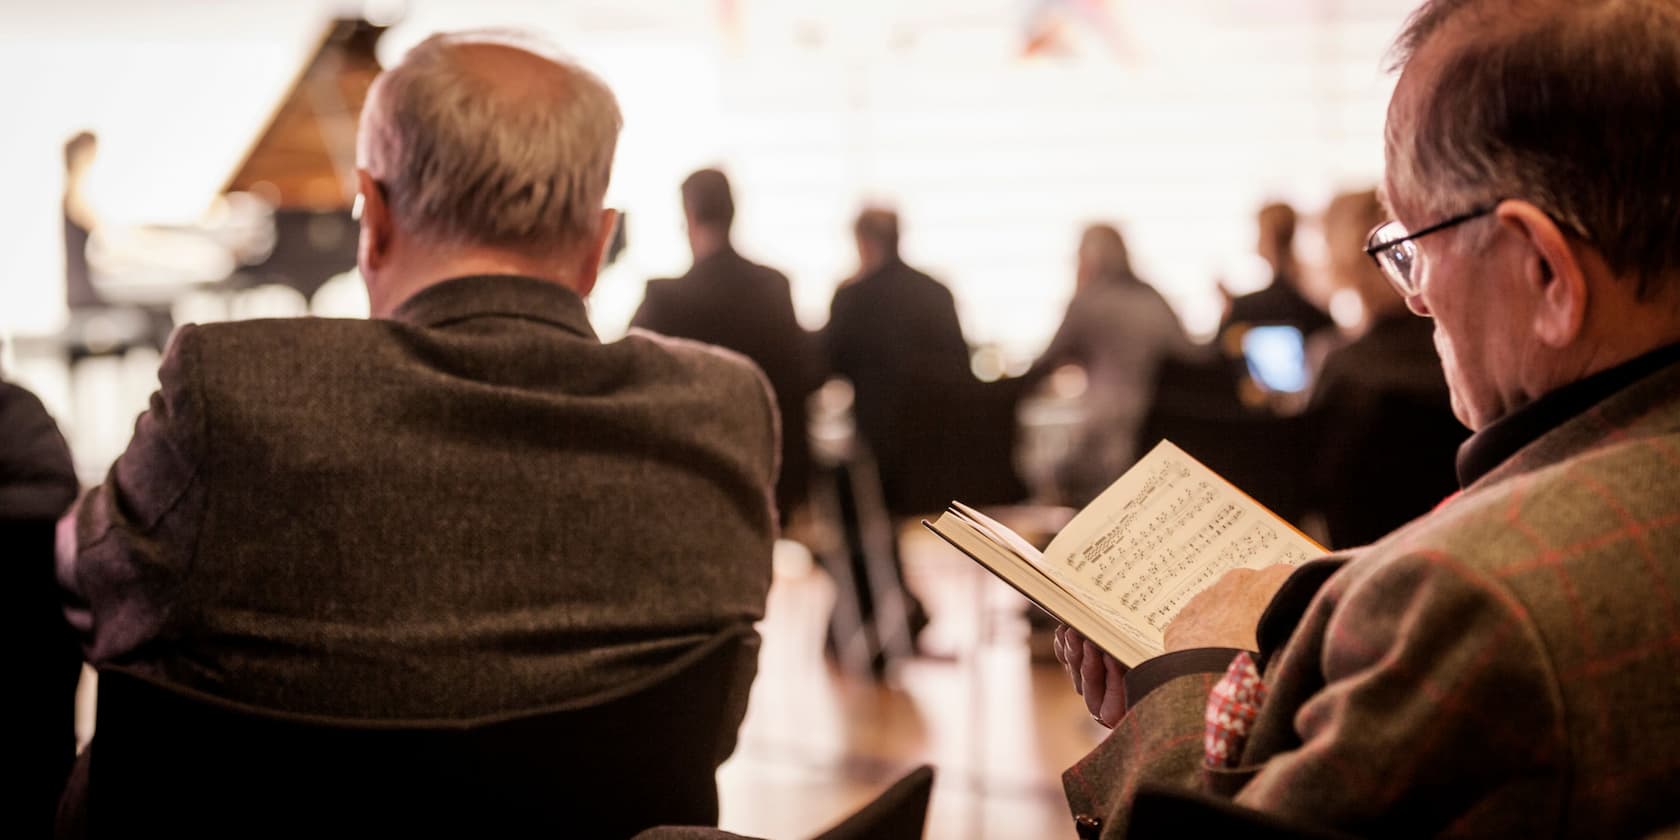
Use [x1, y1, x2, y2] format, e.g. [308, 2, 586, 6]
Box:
[77, 16, 387, 325]
[218, 16, 387, 302]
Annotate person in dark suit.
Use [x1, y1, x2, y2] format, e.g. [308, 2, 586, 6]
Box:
[1055, 1, 1680, 836]
[1, 378, 80, 838]
[820, 208, 973, 660]
[54, 32, 777, 720]
[825, 208, 973, 516]
[631, 169, 819, 525]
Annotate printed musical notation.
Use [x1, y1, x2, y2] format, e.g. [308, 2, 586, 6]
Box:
[1140, 519, 1282, 630]
[1012, 441, 1324, 655]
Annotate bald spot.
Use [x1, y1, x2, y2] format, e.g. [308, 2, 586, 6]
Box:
[446, 41, 577, 105]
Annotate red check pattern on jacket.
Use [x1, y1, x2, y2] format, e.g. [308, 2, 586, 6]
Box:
[1064, 361, 1680, 839]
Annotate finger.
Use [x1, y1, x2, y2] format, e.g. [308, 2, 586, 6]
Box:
[1080, 640, 1105, 718]
[1096, 654, 1127, 727]
[1060, 627, 1085, 693]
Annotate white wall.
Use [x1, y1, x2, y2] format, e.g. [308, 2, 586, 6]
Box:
[0, 0, 1416, 366]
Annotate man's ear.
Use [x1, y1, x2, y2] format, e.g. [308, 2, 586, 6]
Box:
[1496, 200, 1588, 348]
[571, 208, 619, 299]
[355, 169, 393, 276]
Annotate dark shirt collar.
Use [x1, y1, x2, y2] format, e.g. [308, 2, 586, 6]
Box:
[691, 243, 738, 269]
[1457, 341, 1680, 486]
[387, 275, 597, 340]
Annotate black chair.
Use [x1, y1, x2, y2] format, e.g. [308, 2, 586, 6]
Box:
[3, 519, 83, 839]
[64, 625, 760, 839]
[630, 763, 936, 840]
[810, 764, 935, 840]
[1127, 784, 1360, 839]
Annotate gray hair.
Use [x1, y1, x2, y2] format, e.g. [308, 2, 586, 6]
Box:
[360, 31, 621, 254]
[1385, 0, 1680, 297]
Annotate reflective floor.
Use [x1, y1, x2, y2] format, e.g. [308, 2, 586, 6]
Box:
[716, 526, 1106, 839]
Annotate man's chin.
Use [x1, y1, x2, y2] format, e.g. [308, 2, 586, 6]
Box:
[1445, 384, 1479, 431]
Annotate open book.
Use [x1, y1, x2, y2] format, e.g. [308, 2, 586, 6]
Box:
[924, 440, 1325, 666]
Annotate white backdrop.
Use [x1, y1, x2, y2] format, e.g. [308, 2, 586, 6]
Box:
[0, 0, 1417, 359]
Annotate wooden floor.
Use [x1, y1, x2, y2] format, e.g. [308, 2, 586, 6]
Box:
[716, 526, 1107, 839]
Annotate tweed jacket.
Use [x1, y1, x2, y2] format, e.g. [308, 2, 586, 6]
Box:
[1065, 355, 1680, 838]
[60, 275, 778, 719]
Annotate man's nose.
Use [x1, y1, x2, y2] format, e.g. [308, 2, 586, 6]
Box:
[1405, 290, 1432, 317]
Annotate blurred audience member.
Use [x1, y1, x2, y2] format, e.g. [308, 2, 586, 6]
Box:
[1023, 224, 1200, 505]
[821, 207, 972, 657]
[1218, 202, 1335, 389]
[1304, 189, 1466, 548]
[632, 168, 820, 526]
[55, 31, 775, 726]
[825, 207, 973, 514]
[1, 377, 80, 837]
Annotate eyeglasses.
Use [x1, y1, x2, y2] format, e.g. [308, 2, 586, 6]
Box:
[1364, 201, 1501, 298]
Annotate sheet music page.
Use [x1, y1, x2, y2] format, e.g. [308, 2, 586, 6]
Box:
[1039, 440, 1324, 653]
[949, 502, 1092, 598]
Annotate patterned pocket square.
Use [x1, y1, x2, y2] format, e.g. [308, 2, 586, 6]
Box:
[1204, 651, 1265, 769]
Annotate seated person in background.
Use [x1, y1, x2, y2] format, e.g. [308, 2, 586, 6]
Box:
[1023, 224, 1200, 506]
[55, 31, 777, 720]
[1055, 1, 1680, 835]
[1218, 201, 1335, 351]
[1304, 188, 1466, 549]
[632, 168, 820, 527]
[1, 378, 81, 837]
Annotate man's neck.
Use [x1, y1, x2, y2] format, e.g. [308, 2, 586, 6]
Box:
[859, 251, 894, 276]
[688, 227, 730, 263]
[368, 246, 586, 318]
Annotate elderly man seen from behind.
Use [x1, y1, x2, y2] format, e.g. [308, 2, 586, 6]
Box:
[57, 32, 776, 721]
[1055, 1, 1680, 837]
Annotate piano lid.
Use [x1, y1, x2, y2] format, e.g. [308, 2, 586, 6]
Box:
[221, 17, 387, 211]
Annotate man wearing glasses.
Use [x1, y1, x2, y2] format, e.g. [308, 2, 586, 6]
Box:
[1055, 1, 1680, 836]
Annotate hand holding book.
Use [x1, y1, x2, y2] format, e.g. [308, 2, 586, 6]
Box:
[925, 440, 1325, 668]
[1056, 563, 1299, 727]
[1055, 625, 1127, 727]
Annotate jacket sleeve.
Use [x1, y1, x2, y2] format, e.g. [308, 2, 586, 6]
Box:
[0, 381, 78, 520]
[1065, 549, 1565, 838]
[1229, 549, 1565, 837]
[58, 325, 210, 664]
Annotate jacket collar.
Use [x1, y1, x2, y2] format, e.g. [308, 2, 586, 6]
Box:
[1457, 341, 1680, 487]
[387, 275, 597, 340]
[689, 244, 740, 275]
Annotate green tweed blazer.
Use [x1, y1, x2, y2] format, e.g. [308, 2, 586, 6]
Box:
[1065, 358, 1680, 838]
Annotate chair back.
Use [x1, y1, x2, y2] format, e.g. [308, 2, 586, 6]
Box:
[70, 626, 760, 839]
[811, 764, 935, 840]
[1128, 783, 1359, 839]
